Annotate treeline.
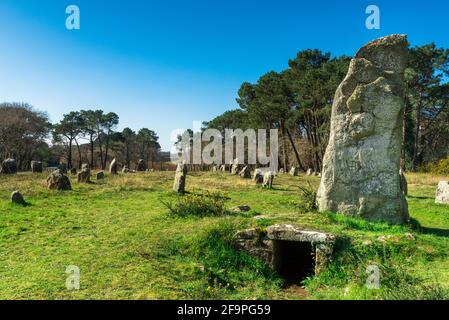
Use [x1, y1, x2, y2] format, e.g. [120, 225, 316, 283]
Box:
[0, 102, 163, 171]
[205, 44, 449, 172]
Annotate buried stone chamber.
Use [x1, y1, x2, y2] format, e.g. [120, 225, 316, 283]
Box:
[317, 35, 410, 224]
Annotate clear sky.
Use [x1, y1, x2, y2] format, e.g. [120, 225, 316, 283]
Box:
[1, 0, 448, 150]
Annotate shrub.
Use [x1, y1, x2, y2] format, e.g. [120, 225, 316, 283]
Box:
[297, 183, 318, 212]
[420, 156, 449, 175]
[163, 190, 230, 217]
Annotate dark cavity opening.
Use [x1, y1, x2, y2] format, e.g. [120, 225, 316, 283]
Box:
[272, 240, 315, 285]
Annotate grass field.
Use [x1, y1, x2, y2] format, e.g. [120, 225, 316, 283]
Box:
[0, 171, 448, 300]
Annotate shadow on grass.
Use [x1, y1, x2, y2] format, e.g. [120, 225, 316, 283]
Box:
[409, 218, 449, 238]
[407, 195, 434, 200]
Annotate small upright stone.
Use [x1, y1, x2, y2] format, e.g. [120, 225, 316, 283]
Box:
[122, 165, 130, 173]
[137, 159, 146, 172]
[289, 167, 299, 176]
[173, 162, 187, 194]
[436, 181, 449, 205]
[109, 158, 118, 175]
[1, 159, 17, 174]
[262, 171, 275, 189]
[47, 169, 72, 191]
[211, 165, 218, 172]
[399, 169, 408, 196]
[31, 161, 43, 173]
[77, 165, 91, 183]
[239, 166, 251, 179]
[278, 168, 285, 174]
[11, 191, 26, 205]
[306, 169, 313, 176]
[70, 168, 77, 175]
[231, 159, 240, 175]
[96, 171, 105, 180]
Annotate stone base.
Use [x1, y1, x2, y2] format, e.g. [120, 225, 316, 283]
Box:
[233, 224, 337, 280]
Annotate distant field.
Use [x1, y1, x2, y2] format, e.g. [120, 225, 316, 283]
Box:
[0, 171, 448, 300]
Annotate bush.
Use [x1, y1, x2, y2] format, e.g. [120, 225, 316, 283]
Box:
[297, 183, 318, 212]
[163, 190, 230, 217]
[420, 156, 449, 175]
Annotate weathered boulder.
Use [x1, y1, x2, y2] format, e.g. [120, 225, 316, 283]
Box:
[289, 167, 299, 176]
[122, 165, 130, 173]
[231, 159, 240, 175]
[96, 171, 105, 180]
[232, 205, 251, 213]
[47, 169, 72, 190]
[109, 158, 118, 175]
[77, 167, 91, 183]
[211, 165, 218, 172]
[317, 35, 410, 224]
[262, 171, 275, 189]
[239, 166, 251, 179]
[137, 159, 146, 172]
[11, 191, 26, 205]
[254, 168, 271, 184]
[31, 161, 43, 173]
[278, 168, 285, 174]
[436, 181, 449, 205]
[306, 169, 313, 176]
[220, 165, 227, 172]
[173, 162, 187, 194]
[1, 159, 17, 174]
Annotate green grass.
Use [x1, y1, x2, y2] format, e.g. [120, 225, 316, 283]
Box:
[0, 171, 448, 299]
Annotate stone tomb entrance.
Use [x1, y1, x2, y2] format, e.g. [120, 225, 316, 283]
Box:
[272, 240, 315, 284]
[234, 224, 336, 284]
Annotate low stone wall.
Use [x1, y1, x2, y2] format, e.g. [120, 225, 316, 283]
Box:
[233, 224, 337, 275]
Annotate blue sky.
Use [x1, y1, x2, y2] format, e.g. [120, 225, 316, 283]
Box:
[0, 0, 448, 150]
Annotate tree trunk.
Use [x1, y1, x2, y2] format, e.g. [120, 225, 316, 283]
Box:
[286, 128, 305, 171]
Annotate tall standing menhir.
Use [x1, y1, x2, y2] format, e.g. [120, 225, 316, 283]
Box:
[317, 35, 410, 224]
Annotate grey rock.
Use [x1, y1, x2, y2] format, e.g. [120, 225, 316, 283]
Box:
[399, 169, 408, 196]
[232, 205, 251, 213]
[137, 159, 146, 172]
[11, 191, 26, 205]
[173, 162, 187, 194]
[289, 167, 299, 176]
[231, 158, 240, 175]
[436, 181, 449, 205]
[1, 159, 17, 174]
[317, 35, 410, 224]
[47, 169, 72, 190]
[77, 167, 91, 183]
[239, 166, 251, 179]
[262, 171, 275, 189]
[254, 168, 270, 184]
[31, 161, 43, 173]
[96, 171, 105, 180]
[109, 158, 118, 175]
[122, 165, 130, 173]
